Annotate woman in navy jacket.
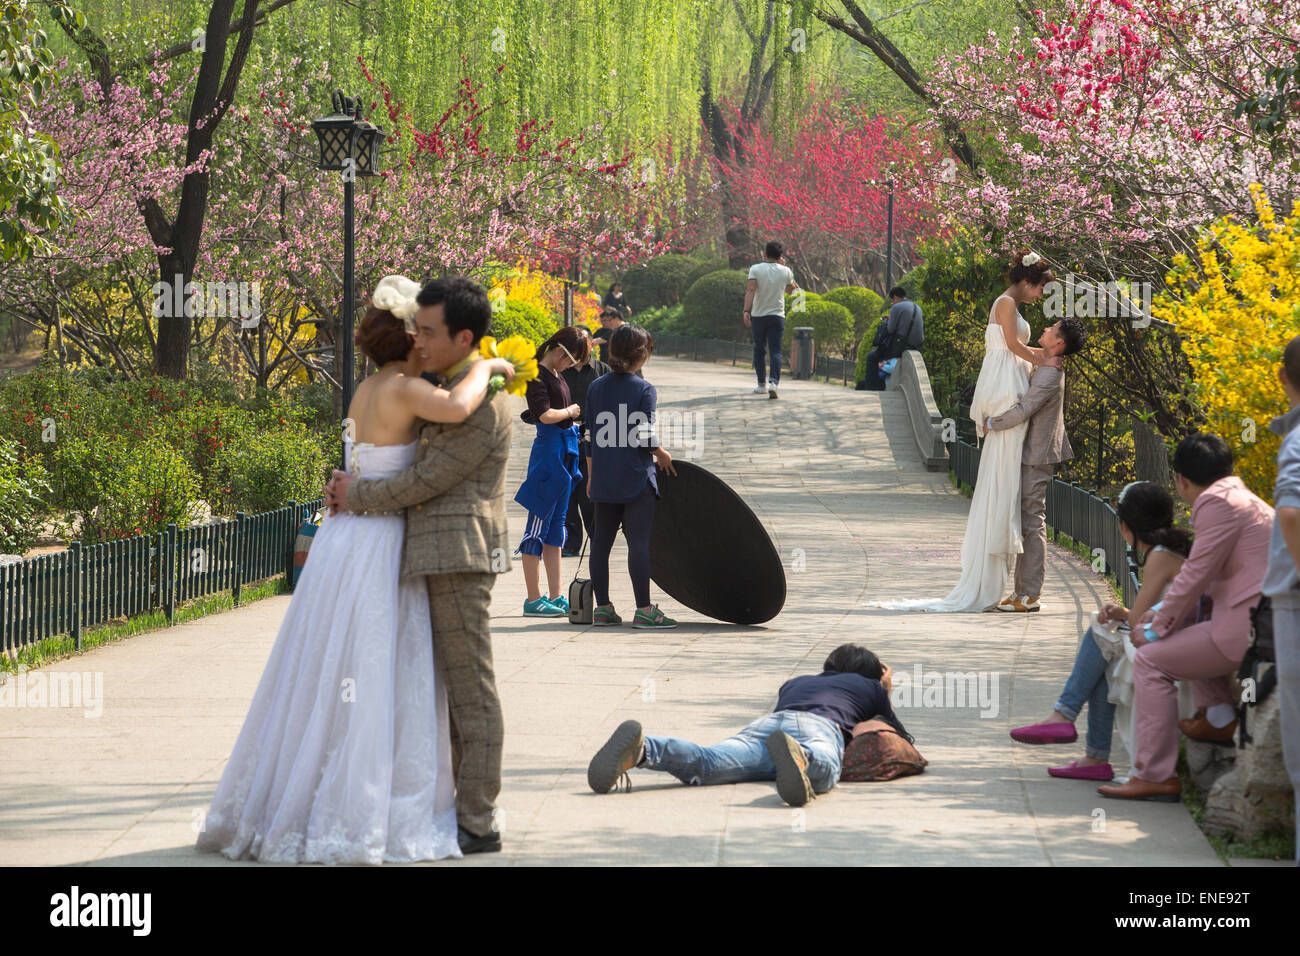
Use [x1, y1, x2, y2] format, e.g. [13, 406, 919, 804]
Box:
[514, 326, 589, 616]
[584, 324, 677, 628]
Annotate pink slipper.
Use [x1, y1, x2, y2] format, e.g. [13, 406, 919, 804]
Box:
[1009, 721, 1077, 744]
[1048, 760, 1114, 781]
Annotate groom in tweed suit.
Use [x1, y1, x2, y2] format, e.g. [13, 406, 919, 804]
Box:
[985, 317, 1089, 612]
[326, 276, 512, 855]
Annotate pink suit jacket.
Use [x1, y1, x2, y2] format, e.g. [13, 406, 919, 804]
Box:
[1153, 476, 1274, 658]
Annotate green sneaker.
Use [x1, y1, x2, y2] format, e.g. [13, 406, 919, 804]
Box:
[593, 604, 622, 626]
[632, 605, 677, 629]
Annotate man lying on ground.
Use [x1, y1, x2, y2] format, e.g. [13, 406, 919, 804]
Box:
[586, 643, 910, 806]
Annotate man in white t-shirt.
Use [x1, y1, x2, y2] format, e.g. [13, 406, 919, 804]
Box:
[744, 241, 799, 399]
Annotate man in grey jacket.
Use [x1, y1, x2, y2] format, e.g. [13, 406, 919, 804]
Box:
[1263, 333, 1300, 863]
[985, 317, 1089, 612]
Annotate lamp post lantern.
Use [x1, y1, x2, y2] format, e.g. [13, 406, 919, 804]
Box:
[312, 91, 384, 438]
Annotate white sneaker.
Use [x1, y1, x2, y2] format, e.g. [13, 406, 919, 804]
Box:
[752, 383, 767, 394]
[768, 381, 779, 399]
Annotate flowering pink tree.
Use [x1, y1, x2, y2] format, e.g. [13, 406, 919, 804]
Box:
[3, 48, 702, 384]
[931, 0, 1300, 272]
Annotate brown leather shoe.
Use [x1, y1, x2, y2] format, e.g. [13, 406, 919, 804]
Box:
[1179, 716, 1237, 743]
[1098, 776, 1182, 802]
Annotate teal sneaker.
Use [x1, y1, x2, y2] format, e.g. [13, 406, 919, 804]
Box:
[524, 597, 565, 617]
[549, 594, 569, 614]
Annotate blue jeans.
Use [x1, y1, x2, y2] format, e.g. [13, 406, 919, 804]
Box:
[1054, 626, 1117, 760]
[751, 314, 785, 386]
[642, 710, 844, 793]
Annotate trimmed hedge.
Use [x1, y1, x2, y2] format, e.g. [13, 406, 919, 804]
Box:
[822, 287, 886, 351]
[683, 257, 729, 290]
[682, 269, 750, 340]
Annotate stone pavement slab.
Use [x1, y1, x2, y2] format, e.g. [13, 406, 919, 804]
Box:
[0, 357, 1222, 866]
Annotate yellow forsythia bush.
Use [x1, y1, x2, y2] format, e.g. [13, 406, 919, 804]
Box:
[490, 261, 600, 332]
[1154, 184, 1300, 501]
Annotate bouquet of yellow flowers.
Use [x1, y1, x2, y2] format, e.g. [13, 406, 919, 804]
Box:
[479, 335, 538, 398]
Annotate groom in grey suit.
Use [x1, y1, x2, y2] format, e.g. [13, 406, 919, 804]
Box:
[984, 318, 1089, 612]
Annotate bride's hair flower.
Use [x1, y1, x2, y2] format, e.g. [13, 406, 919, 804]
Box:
[480, 334, 539, 398]
[1021, 252, 1041, 267]
[370, 275, 421, 332]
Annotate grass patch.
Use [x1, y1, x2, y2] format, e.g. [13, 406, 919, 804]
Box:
[1177, 740, 1297, 863]
[1, 575, 289, 674]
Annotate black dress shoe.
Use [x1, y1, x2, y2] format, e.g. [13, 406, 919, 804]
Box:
[457, 825, 501, 855]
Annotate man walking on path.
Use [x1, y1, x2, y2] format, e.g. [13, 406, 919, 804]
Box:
[744, 241, 798, 400]
[326, 276, 513, 855]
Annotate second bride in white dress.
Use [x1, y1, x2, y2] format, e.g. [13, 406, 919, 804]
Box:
[868, 256, 1060, 612]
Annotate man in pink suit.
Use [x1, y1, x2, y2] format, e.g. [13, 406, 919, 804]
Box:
[1100, 434, 1274, 801]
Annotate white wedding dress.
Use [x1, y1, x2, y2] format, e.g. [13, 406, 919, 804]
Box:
[867, 295, 1032, 612]
[196, 439, 460, 864]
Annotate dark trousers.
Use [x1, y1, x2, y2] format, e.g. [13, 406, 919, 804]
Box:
[563, 452, 595, 554]
[591, 484, 656, 608]
[751, 314, 785, 385]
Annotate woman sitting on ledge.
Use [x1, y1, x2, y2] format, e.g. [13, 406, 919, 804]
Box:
[1008, 481, 1194, 780]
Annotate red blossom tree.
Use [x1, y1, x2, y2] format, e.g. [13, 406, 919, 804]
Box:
[713, 92, 949, 290]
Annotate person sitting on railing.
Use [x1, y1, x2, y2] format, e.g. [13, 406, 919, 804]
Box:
[1008, 481, 1196, 780]
[1099, 434, 1274, 802]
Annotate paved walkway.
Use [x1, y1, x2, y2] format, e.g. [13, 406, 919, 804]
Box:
[0, 357, 1221, 865]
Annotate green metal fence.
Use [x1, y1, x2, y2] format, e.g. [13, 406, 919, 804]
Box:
[1, 498, 323, 656]
[948, 438, 1141, 606]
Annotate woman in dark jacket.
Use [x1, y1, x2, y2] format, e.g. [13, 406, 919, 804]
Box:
[584, 324, 677, 628]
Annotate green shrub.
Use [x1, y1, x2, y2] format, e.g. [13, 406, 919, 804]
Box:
[0, 437, 50, 553]
[50, 435, 202, 542]
[210, 428, 332, 517]
[822, 287, 886, 351]
[621, 254, 699, 311]
[490, 298, 557, 344]
[802, 300, 855, 357]
[854, 323, 884, 383]
[683, 257, 729, 291]
[682, 269, 750, 339]
[780, 291, 823, 353]
[636, 304, 688, 335]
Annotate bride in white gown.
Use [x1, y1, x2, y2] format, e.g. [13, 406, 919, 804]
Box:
[868, 253, 1061, 612]
[196, 276, 514, 864]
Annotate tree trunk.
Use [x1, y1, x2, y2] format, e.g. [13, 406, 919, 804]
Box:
[1132, 413, 1173, 486]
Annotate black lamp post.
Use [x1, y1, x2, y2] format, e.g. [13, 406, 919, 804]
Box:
[311, 91, 383, 435]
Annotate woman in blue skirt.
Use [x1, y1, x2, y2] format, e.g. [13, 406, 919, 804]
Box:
[514, 326, 590, 616]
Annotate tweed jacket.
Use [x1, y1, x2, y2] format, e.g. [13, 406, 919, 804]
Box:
[344, 359, 514, 578]
[987, 365, 1073, 467]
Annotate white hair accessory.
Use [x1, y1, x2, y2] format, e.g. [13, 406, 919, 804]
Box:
[1021, 252, 1041, 267]
[371, 275, 421, 333]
